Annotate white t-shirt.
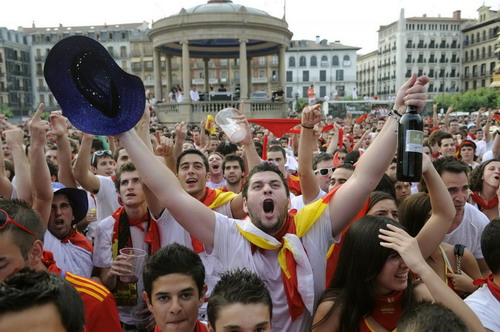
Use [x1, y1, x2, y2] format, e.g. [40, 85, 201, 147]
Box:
[94, 175, 121, 221]
[93, 214, 150, 324]
[212, 208, 335, 332]
[206, 179, 227, 190]
[290, 189, 326, 212]
[44, 230, 93, 278]
[465, 285, 500, 331]
[443, 203, 489, 259]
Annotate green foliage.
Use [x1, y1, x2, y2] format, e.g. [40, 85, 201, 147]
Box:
[433, 89, 500, 113]
[295, 98, 308, 112]
[0, 105, 14, 118]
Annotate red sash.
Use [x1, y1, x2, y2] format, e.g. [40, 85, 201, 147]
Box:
[360, 291, 403, 332]
[60, 228, 94, 253]
[42, 250, 63, 274]
[471, 192, 499, 211]
[474, 274, 500, 301]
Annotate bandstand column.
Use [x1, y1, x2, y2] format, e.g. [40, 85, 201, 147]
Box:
[247, 56, 252, 98]
[181, 40, 191, 102]
[204, 58, 210, 93]
[239, 39, 248, 100]
[166, 56, 173, 95]
[279, 45, 286, 90]
[153, 48, 162, 101]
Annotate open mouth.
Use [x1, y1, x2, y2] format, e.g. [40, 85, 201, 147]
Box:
[263, 199, 275, 214]
[395, 272, 408, 280]
[212, 164, 219, 170]
[126, 193, 136, 197]
[186, 178, 198, 184]
[54, 219, 65, 226]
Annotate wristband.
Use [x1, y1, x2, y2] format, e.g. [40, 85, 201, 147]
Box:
[301, 124, 314, 129]
[389, 108, 402, 118]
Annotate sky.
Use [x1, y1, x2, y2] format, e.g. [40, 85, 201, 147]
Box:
[1, 0, 499, 54]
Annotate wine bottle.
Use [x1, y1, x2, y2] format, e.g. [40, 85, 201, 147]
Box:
[397, 105, 423, 182]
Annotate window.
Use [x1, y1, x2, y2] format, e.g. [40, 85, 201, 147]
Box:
[299, 56, 306, 67]
[286, 71, 293, 82]
[343, 55, 351, 66]
[302, 86, 309, 98]
[286, 86, 293, 98]
[303, 70, 309, 82]
[259, 57, 266, 65]
[332, 56, 339, 66]
[336, 69, 344, 81]
[310, 56, 317, 67]
[107, 46, 114, 57]
[120, 46, 127, 58]
[320, 86, 326, 98]
[321, 56, 328, 67]
[320, 70, 326, 82]
[289, 56, 296, 67]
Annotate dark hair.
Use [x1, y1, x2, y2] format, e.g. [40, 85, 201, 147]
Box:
[3, 159, 14, 181]
[114, 162, 137, 192]
[312, 153, 333, 171]
[207, 269, 272, 330]
[91, 138, 105, 151]
[46, 159, 59, 181]
[113, 146, 126, 162]
[437, 133, 454, 147]
[242, 162, 289, 200]
[314, 216, 414, 331]
[367, 191, 396, 213]
[222, 154, 245, 173]
[267, 145, 286, 160]
[0, 268, 85, 332]
[397, 301, 468, 332]
[216, 142, 238, 156]
[432, 156, 469, 177]
[469, 158, 500, 192]
[398, 192, 431, 238]
[428, 130, 447, 148]
[344, 150, 361, 165]
[91, 149, 113, 167]
[481, 218, 500, 274]
[374, 174, 396, 198]
[336, 163, 355, 172]
[254, 141, 263, 158]
[176, 148, 209, 173]
[143, 243, 205, 301]
[0, 199, 45, 259]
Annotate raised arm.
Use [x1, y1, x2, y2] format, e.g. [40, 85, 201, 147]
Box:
[351, 129, 369, 152]
[484, 109, 493, 143]
[117, 129, 216, 246]
[329, 74, 429, 236]
[0, 136, 13, 198]
[28, 104, 53, 227]
[5, 127, 31, 205]
[380, 225, 485, 332]
[415, 153, 455, 259]
[172, 121, 187, 159]
[51, 111, 77, 188]
[444, 105, 454, 132]
[73, 133, 100, 193]
[298, 104, 322, 204]
[325, 124, 340, 155]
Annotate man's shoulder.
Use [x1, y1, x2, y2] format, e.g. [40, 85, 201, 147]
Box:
[464, 203, 489, 225]
[64, 271, 112, 303]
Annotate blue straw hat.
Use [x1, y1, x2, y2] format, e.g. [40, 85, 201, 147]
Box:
[44, 36, 145, 135]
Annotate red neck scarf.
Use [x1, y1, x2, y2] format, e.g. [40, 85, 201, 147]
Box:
[472, 192, 499, 210]
[111, 206, 160, 256]
[42, 250, 62, 274]
[60, 228, 93, 253]
[364, 290, 404, 331]
[474, 274, 500, 301]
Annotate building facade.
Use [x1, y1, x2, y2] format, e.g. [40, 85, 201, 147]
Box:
[356, 50, 378, 97]
[0, 28, 32, 118]
[462, 6, 500, 91]
[285, 38, 360, 100]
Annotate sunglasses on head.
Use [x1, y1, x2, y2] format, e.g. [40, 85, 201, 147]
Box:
[0, 209, 35, 237]
[91, 150, 112, 166]
[314, 167, 335, 176]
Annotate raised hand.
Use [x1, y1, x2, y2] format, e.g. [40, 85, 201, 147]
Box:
[395, 73, 429, 114]
[301, 104, 322, 128]
[28, 103, 49, 146]
[49, 110, 68, 138]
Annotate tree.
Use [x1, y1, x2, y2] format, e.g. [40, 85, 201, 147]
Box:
[0, 105, 14, 118]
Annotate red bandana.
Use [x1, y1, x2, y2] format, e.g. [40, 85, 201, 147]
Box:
[154, 320, 208, 332]
[471, 192, 499, 211]
[111, 207, 161, 256]
[473, 274, 500, 301]
[42, 250, 63, 274]
[60, 228, 93, 253]
[360, 291, 403, 331]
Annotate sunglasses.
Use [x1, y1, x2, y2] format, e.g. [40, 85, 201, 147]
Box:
[314, 167, 335, 176]
[91, 150, 112, 166]
[0, 209, 35, 237]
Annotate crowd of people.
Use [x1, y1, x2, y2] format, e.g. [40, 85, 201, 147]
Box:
[0, 72, 499, 332]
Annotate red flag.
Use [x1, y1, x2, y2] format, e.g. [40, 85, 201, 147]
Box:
[494, 112, 500, 122]
[355, 113, 368, 124]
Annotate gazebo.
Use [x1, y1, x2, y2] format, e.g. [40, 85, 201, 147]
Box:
[148, 0, 293, 125]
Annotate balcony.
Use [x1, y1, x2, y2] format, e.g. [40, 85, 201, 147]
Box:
[37, 86, 49, 92]
[34, 55, 46, 62]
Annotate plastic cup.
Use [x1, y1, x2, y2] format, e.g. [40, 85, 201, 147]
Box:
[214, 108, 247, 143]
[119, 248, 147, 283]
